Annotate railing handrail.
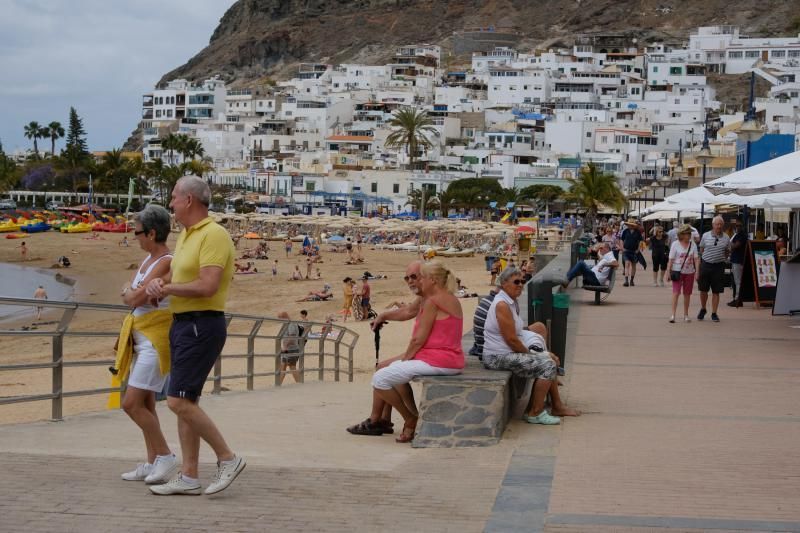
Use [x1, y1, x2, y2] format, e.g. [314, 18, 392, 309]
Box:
[0, 297, 359, 421]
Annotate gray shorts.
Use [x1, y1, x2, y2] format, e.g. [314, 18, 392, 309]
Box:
[280, 350, 300, 365]
[482, 351, 557, 381]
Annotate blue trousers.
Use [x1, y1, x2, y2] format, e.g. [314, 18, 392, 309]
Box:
[567, 261, 600, 286]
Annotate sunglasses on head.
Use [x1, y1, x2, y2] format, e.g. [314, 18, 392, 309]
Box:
[403, 274, 418, 282]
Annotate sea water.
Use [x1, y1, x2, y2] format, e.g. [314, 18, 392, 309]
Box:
[0, 263, 74, 320]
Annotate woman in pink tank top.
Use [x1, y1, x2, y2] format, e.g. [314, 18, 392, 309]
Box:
[351, 261, 465, 443]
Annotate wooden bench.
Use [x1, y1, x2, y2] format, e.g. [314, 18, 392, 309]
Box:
[582, 267, 617, 304]
[411, 357, 530, 448]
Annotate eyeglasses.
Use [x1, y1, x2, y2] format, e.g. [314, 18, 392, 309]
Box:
[134, 230, 146, 236]
[512, 279, 525, 285]
[403, 274, 418, 282]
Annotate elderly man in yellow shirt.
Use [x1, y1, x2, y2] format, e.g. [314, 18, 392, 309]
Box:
[145, 175, 245, 496]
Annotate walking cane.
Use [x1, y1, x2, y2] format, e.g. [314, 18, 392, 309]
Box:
[372, 320, 385, 368]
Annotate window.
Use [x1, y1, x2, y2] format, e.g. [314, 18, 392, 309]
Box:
[305, 181, 315, 192]
[772, 50, 786, 58]
[652, 66, 658, 73]
[393, 183, 400, 194]
[371, 182, 378, 193]
[601, 136, 608, 143]
[745, 50, 760, 58]
[789, 50, 800, 58]
[728, 51, 743, 59]
[669, 66, 683, 75]
[586, 132, 592, 138]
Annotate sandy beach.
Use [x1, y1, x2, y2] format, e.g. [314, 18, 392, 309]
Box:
[0, 228, 492, 424]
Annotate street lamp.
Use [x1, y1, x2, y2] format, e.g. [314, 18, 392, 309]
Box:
[735, 71, 766, 232]
[650, 180, 659, 210]
[695, 114, 714, 232]
[673, 139, 686, 193]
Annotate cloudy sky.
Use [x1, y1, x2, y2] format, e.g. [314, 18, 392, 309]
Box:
[0, 0, 236, 154]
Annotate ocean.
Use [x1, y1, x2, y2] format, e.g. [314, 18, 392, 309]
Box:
[0, 263, 75, 320]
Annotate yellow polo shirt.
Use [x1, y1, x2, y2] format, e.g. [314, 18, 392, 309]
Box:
[169, 217, 234, 313]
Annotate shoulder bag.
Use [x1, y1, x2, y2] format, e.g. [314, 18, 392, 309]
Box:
[670, 242, 693, 282]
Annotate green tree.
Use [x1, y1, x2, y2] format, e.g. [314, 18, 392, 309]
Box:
[565, 163, 626, 231]
[384, 107, 438, 170]
[182, 137, 205, 160]
[24, 121, 45, 159]
[405, 188, 426, 214]
[65, 107, 88, 154]
[0, 141, 19, 192]
[45, 121, 65, 157]
[521, 184, 564, 222]
[101, 148, 128, 205]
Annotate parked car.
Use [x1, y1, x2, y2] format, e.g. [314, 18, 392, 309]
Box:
[0, 199, 17, 209]
[46, 201, 65, 210]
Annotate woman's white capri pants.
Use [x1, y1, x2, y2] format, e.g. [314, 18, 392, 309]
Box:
[372, 359, 461, 390]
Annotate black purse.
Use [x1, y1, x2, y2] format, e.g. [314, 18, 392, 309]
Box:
[670, 243, 693, 282]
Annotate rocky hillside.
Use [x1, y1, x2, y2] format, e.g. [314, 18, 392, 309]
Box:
[159, 0, 800, 86]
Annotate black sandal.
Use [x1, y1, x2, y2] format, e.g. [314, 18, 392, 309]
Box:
[377, 419, 394, 434]
[346, 418, 383, 436]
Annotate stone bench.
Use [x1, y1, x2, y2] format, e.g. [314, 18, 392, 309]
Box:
[411, 357, 530, 448]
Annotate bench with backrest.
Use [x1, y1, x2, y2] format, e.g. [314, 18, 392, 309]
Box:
[582, 266, 617, 304]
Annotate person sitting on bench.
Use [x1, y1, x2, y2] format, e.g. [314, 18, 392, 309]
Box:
[563, 242, 617, 287]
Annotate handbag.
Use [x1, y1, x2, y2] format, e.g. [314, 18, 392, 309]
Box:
[670, 242, 693, 282]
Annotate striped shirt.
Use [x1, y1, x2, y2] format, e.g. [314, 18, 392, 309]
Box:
[470, 290, 498, 357]
[699, 231, 730, 264]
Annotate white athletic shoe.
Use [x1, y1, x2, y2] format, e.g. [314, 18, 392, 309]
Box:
[145, 454, 180, 485]
[121, 463, 152, 481]
[149, 475, 202, 496]
[204, 455, 246, 495]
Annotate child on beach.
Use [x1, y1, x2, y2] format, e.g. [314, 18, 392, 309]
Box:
[272, 260, 278, 280]
[19, 241, 28, 261]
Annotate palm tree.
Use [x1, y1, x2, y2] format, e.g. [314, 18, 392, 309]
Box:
[521, 184, 563, 223]
[182, 158, 213, 178]
[125, 157, 147, 206]
[182, 137, 205, 161]
[405, 189, 426, 215]
[24, 121, 45, 159]
[145, 158, 166, 201]
[565, 163, 626, 231]
[102, 148, 127, 205]
[384, 107, 438, 170]
[45, 121, 65, 157]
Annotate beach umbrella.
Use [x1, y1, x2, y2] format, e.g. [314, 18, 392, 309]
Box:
[704, 150, 800, 196]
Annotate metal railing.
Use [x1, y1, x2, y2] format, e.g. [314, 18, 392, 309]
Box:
[0, 297, 359, 421]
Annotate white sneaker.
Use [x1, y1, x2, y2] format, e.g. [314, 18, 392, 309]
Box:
[204, 455, 246, 495]
[145, 454, 180, 485]
[121, 463, 152, 481]
[149, 475, 202, 496]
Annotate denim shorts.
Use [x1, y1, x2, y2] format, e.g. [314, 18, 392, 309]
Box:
[168, 314, 227, 402]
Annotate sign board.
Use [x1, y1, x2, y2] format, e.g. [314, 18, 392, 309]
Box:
[739, 240, 780, 307]
[773, 252, 800, 315]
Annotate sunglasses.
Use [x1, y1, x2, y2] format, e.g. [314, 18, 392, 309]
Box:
[403, 274, 418, 282]
[511, 279, 524, 285]
[714, 237, 718, 246]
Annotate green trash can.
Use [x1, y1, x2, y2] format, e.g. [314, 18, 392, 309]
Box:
[551, 293, 570, 369]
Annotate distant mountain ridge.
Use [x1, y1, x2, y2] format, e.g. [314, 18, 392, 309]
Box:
[158, 0, 800, 86]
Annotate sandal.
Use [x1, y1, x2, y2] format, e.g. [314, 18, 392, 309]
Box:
[377, 419, 394, 434]
[395, 418, 417, 443]
[346, 418, 383, 436]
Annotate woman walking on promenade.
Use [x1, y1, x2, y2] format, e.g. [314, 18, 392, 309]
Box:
[649, 225, 669, 286]
[115, 205, 179, 484]
[667, 224, 700, 323]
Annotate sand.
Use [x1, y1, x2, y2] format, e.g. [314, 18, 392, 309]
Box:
[0, 229, 492, 424]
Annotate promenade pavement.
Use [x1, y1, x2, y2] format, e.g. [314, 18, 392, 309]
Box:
[1, 278, 798, 532]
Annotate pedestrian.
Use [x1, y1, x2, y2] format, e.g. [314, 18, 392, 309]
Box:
[667, 224, 700, 323]
[648, 225, 669, 286]
[360, 275, 371, 321]
[342, 277, 355, 321]
[272, 259, 278, 280]
[33, 285, 47, 320]
[619, 218, 644, 286]
[284, 238, 292, 258]
[145, 176, 245, 496]
[728, 220, 748, 308]
[277, 311, 302, 385]
[696, 216, 731, 322]
[305, 254, 313, 279]
[489, 258, 502, 286]
[19, 241, 28, 261]
[116, 204, 178, 485]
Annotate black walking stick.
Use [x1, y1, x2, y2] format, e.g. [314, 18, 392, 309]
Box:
[372, 320, 385, 368]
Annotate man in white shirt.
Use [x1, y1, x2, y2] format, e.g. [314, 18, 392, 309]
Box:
[563, 242, 618, 287]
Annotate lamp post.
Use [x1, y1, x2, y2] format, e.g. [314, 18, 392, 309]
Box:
[673, 139, 685, 193]
[736, 71, 765, 233]
[695, 114, 714, 233]
[657, 153, 671, 196]
[650, 180, 659, 211]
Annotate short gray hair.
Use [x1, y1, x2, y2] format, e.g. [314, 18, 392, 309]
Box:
[134, 204, 171, 243]
[176, 175, 210, 206]
[498, 266, 522, 285]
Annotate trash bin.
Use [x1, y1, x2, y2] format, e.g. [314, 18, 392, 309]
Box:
[527, 275, 562, 324]
[551, 293, 570, 369]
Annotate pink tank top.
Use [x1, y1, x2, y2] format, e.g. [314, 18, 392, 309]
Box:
[412, 308, 465, 370]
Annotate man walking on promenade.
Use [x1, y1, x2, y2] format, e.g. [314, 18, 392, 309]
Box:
[146, 176, 245, 495]
[697, 215, 730, 322]
[619, 219, 643, 287]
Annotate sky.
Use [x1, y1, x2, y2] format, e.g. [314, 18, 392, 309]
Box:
[0, 0, 236, 154]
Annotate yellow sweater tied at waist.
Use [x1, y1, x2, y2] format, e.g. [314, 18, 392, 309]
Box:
[107, 309, 172, 409]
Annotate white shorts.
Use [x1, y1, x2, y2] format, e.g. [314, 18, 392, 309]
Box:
[372, 359, 461, 390]
[520, 330, 547, 352]
[127, 330, 168, 392]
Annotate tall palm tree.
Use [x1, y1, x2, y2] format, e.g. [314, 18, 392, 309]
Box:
[24, 121, 45, 159]
[145, 158, 166, 201]
[384, 107, 438, 170]
[565, 163, 626, 231]
[405, 189, 426, 214]
[45, 121, 65, 157]
[102, 148, 127, 205]
[182, 137, 205, 161]
[521, 184, 563, 223]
